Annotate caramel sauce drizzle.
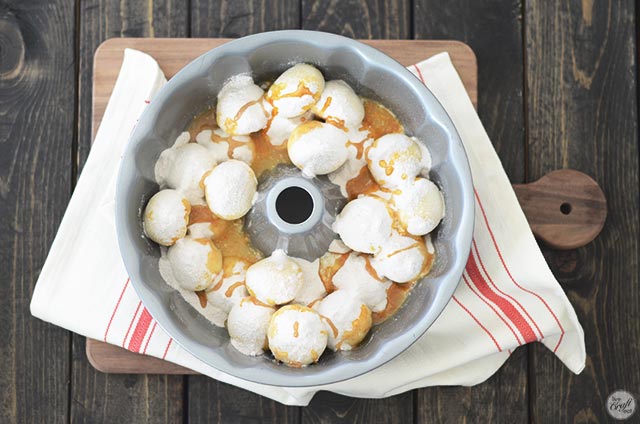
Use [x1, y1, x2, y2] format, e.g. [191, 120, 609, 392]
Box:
[359, 99, 404, 140]
[345, 166, 380, 200]
[187, 107, 217, 140]
[346, 139, 367, 160]
[250, 130, 291, 177]
[268, 81, 315, 102]
[337, 304, 372, 349]
[224, 281, 245, 298]
[180, 91, 430, 335]
[318, 252, 350, 292]
[318, 96, 332, 115]
[326, 117, 348, 132]
[387, 242, 421, 258]
[215, 219, 263, 264]
[363, 256, 383, 281]
[195, 290, 207, 308]
[206, 276, 224, 294]
[372, 282, 414, 325]
[322, 316, 339, 338]
[378, 159, 395, 176]
[240, 296, 272, 308]
[208, 129, 255, 159]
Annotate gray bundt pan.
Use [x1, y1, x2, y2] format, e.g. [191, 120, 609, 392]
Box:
[115, 30, 474, 387]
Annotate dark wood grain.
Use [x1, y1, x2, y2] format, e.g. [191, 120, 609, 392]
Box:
[414, 0, 526, 183]
[190, 0, 299, 38]
[188, 380, 300, 424]
[413, 1, 530, 422]
[77, 0, 188, 173]
[301, 1, 415, 421]
[525, 0, 639, 422]
[0, 1, 75, 423]
[188, 2, 303, 422]
[71, 1, 188, 423]
[301, 0, 410, 39]
[71, 337, 184, 424]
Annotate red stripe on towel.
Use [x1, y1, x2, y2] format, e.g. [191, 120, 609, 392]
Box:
[127, 308, 153, 353]
[466, 254, 537, 343]
[413, 64, 426, 84]
[463, 273, 522, 345]
[473, 188, 565, 350]
[122, 301, 142, 348]
[162, 338, 173, 360]
[472, 240, 543, 340]
[142, 322, 157, 355]
[452, 295, 502, 352]
[103, 278, 129, 342]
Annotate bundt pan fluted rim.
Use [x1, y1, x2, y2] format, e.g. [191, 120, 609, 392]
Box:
[115, 30, 474, 387]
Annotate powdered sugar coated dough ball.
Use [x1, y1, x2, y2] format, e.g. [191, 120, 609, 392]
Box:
[217, 75, 269, 135]
[204, 160, 257, 220]
[366, 133, 429, 188]
[312, 80, 365, 128]
[314, 290, 372, 351]
[167, 237, 223, 291]
[392, 177, 445, 236]
[245, 249, 304, 306]
[332, 196, 393, 254]
[287, 121, 348, 177]
[227, 298, 275, 356]
[268, 305, 328, 367]
[143, 189, 190, 246]
[266, 63, 325, 118]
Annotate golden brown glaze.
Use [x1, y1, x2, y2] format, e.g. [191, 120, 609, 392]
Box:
[372, 282, 415, 325]
[195, 290, 208, 308]
[337, 304, 373, 350]
[345, 166, 380, 200]
[214, 219, 263, 264]
[250, 130, 292, 177]
[359, 99, 404, 140]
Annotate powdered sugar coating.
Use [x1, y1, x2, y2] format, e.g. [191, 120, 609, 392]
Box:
[204, 160, 257, 220]
[167, 237, 223, 291]
[155, 142, 216, 204]
[331, 253, 391, 312]
[217, 75, 269, 135]
[392, 177, 445, 236]
[332, 196, 393, 254]
[371, 231, 430, 283]
[195, 128, 254, 165]
[206, 258, 250, 313]
[266, 64, 324, 118]
[264, 110, 313, 146]
[291, 257, 327, 306]
[143, 189, 190, 246]
[268, 305, 328, 367]
[314, 290, 372, 351]
[312, 80, 365, 128]
[245, 249, 304, 306]
[366, 133, 429, 189]
[227, 298, 275, 356]
[287, 121, 349, 176]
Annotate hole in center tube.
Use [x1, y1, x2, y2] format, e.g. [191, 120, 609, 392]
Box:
[560, 203, 572, 215]
[276, 186, 314, 224]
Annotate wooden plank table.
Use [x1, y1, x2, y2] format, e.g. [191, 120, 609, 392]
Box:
[1, 1, 637, 423]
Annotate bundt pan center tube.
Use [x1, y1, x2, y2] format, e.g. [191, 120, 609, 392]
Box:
[115, 30, 474, 387]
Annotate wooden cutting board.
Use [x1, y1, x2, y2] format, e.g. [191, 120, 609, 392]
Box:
[87, 38, 605, 375]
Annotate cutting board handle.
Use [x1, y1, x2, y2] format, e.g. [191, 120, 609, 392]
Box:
[513, 169, 607, 250]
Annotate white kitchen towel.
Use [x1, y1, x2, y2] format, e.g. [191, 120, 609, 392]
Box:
[31, 48, 585, 406]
